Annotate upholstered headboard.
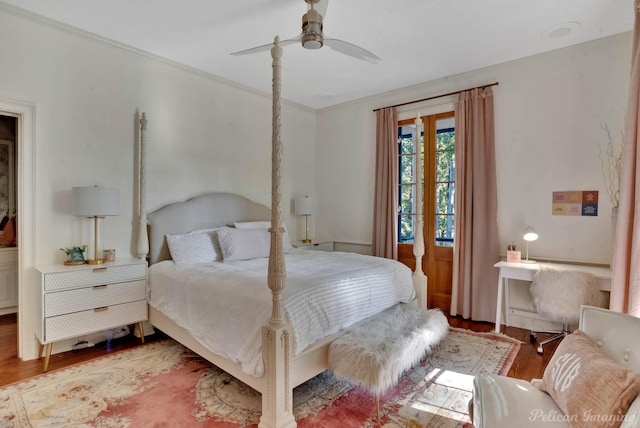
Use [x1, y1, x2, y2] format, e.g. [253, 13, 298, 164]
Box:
[146, 192, 271, 264]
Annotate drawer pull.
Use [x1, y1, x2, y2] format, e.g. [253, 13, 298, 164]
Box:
[93, 285, 107, 290]
[93, 267, 108, 273]
[94, 306, 109, 313]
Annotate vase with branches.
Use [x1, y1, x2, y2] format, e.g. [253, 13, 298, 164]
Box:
[599, 123, 623, 266]
[598, 123, 623, 208]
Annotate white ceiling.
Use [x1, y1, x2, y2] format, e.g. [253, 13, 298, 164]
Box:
[1, 0, 634, 110]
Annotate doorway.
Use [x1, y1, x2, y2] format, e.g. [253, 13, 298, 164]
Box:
[0, 115, 18, 357]
[397, 112, 455, 310]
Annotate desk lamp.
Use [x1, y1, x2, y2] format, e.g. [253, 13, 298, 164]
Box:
[523, 226, 538, 263]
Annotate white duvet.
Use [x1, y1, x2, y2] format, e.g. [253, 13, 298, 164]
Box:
[147, 249, 415, 377]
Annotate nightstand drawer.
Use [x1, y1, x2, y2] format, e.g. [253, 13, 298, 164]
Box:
[44, 280, 146, 317]
[43, 264, 147, 291]
[44, 300, 147, 342]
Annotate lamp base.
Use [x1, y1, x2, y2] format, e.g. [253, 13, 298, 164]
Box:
[300, 239, 311, 243]
[86, 258, 106, 265]
[521, 259, 537, 264]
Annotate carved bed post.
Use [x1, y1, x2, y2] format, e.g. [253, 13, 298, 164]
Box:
[413, 115, 427, 307]
[136, 112, 149, 260]
[259, 36, 296, 428]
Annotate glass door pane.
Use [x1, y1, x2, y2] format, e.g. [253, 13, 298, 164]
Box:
[397, 123, 423, 243]
[434, 117, 455, 247]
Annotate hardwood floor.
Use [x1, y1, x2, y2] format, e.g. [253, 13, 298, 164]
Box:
[0, 312, 559, 388]
[0, 313, 167, 387]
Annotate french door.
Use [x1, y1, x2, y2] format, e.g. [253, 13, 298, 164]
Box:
[397, 112, 455, 310]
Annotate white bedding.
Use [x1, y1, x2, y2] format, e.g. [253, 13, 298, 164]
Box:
[147, 249, 414, 377]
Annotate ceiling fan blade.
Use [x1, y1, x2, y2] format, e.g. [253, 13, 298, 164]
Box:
[231, 35, 300, 56]
[323, 37, 381, 64]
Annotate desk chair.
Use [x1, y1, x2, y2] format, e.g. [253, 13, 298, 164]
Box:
[529, 268, 607, 353]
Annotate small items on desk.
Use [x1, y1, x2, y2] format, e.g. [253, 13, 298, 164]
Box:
[506, 242, 521, 263]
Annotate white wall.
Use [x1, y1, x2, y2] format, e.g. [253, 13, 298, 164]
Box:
[316, 32, 632, 266]
[0, 7, 316, 359]
[0, 7, 316, 263]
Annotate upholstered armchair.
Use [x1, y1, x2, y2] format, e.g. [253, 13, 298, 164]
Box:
[471, 306, 640, 428]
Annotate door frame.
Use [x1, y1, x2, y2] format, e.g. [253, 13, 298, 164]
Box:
[0, 97, 36, 360]
[397, 111, 455, 310]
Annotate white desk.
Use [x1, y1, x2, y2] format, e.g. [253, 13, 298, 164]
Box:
[494, 261, 611, 332]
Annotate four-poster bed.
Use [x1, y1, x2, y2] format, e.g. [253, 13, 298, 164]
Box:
[136, 37, 428, 428]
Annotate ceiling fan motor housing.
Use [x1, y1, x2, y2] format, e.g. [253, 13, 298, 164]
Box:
[301, 8, 323, 49]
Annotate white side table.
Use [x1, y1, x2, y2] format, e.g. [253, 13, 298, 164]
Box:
[293, 241, 334, 252]
[35, 257, 148, 371]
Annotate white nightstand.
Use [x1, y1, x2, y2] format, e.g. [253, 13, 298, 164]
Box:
[293, 241, 334, 252]
[35, 257, 148, 371]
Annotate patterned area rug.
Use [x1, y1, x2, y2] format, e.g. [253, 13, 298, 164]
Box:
[0, 328, 520, 427]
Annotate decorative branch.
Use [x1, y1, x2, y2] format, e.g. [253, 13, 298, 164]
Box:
[598, 123, 623, 208]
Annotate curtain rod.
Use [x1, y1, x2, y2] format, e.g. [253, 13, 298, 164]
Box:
[373, 81, 499, 112]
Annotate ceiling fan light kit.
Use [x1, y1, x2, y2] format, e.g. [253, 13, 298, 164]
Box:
[302, 36, 322, 50]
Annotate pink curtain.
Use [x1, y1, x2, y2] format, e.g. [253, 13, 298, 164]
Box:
[372, 107, 398, 259]
[450, 87, 499, 321]
[611, 0, 640, 316]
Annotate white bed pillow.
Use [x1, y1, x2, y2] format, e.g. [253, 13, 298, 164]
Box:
[217, 226, 275, 261]
[166, 228, 220, 263]
[233, 221, 293, 250]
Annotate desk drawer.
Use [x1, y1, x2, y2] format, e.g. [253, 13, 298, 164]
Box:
[500, 267, 536, 281]
[44, 280, 146, 317]
[43, 264, 147, 291]
[44, 300, 147, 342]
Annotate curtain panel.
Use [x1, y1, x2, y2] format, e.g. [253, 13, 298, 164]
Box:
[451, 87, 499, 322]
[372, 107, 398, 259]
[611, 0, 640, 316]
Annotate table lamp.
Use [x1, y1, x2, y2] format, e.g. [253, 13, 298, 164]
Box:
[72, 186, 120, 264]
[294, 195, 314, 243]
[522, 226, 538, 264]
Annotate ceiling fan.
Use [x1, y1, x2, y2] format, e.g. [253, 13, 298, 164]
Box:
[231, 0, 380, 64]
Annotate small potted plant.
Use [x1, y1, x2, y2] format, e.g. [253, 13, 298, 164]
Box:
[60, 246, 86, 265]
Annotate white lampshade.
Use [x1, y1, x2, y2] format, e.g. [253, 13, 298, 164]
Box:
[72, 186, 120, 217]
[523, 226, 538, 242]
[294, 195, 315, 216]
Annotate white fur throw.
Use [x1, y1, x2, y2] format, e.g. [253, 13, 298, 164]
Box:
[328, 304, 449, 396]
[530, 268, 608, 325]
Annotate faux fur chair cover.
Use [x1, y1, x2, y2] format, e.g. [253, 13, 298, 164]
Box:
[530, 268, 608, 325]
[328, 304, 449, 396]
